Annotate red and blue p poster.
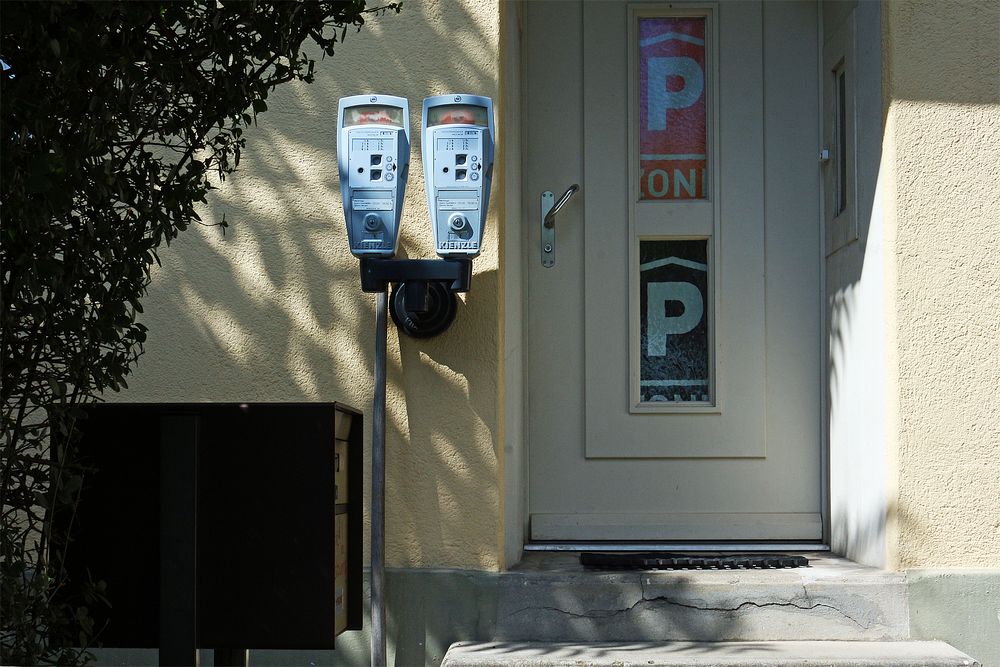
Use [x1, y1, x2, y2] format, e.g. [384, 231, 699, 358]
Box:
[638, 17, 707, 200]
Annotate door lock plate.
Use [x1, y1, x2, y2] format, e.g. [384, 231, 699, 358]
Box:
[541, 191, 555, 268]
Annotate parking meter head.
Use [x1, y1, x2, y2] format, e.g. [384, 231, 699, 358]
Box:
[421, 94, 495, 259]
[337, 94, 410, 258]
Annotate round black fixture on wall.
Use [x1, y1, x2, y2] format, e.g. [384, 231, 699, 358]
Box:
[389, 281, 457, 338]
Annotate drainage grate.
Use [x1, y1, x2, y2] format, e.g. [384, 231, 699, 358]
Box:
[580, 552, 809, 570]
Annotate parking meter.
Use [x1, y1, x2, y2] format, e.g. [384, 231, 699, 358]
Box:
[421, 95, 495, 258]
[337, 95, 410, 257]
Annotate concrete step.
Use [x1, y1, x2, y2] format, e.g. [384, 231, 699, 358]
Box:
[442, 641, 981, 667]
[495, 553, 908, 642]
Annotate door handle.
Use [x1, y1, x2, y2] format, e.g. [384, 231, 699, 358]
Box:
[540, 184, 580, 268]
[543, 184, 580, 228]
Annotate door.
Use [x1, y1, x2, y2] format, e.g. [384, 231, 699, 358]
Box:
[525, 1, 823, 541]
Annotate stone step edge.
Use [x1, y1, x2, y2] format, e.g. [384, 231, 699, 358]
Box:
[442, 640, 980, 667]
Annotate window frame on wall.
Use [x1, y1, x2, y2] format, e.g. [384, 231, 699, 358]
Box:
[627, 3, 721, 413]
[823, 9, 859, 254]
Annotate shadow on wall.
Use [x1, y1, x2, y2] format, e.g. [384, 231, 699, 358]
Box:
[887, 0, 998, 106]
[123, 0, 502, 574]
[826, 151, 887, 566]
[824, 0, 889, 568]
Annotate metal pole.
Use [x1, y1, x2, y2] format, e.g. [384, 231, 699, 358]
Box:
[370, 290, 388, 667]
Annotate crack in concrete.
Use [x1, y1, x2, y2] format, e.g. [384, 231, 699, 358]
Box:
[502, 578, 872, 631]
[637, 577, 871, 630]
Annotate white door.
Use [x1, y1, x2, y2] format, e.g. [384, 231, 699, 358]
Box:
[524, 0, 823, 541]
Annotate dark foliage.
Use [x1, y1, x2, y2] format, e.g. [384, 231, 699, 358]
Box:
[0, 2, 399, 663]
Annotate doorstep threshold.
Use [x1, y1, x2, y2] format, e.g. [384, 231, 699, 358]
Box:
[511, 550, 897, 579]
[525, 542, 831, 552]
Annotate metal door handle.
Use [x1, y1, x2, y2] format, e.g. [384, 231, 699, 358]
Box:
[543, 184, 580, 228]
[541, 184, 580, 268]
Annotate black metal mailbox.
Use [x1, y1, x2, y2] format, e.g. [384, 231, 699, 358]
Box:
[56, 402, 363, 660]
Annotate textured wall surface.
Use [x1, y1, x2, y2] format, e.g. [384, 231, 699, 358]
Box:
[884, 0, 1000, 568]
[908, 569, 1000, 667]
[117, 0, 504, 570]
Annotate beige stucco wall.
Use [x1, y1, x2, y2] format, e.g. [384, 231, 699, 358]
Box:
[119, 0, 504, 571]
[883, 0, 1000, 568]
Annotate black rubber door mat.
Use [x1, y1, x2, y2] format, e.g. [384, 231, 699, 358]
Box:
[580, 552, 809, 570]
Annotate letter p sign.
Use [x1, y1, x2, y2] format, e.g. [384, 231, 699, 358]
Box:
[647, 281, 704, 357]
[647, 57, 704, 131]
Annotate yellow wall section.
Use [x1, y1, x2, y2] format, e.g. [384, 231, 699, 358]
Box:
[120, 1, 504, 570]
[884, 0, 1000, 568]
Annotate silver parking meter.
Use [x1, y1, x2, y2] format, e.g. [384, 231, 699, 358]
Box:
[337, 94, 410, 257]
[340, 94, 494, 667]
[421, 95, 495, 258]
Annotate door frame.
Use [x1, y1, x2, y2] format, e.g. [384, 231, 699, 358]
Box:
[501, 0, 836, 565]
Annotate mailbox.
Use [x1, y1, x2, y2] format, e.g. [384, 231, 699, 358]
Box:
[55, 402, 363, 656]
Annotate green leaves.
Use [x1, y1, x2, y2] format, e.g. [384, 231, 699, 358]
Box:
[26, 153, 61, 193]
[1, 1, 401, 663]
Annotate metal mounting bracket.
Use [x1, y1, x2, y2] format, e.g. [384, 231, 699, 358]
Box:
[358, 258, 472, 338]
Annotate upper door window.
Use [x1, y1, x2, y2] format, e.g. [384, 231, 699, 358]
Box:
[638, 16, 708, 201]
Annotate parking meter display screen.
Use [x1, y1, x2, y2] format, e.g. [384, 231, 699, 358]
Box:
[352, 138, 389, 152]
[343, 105, 404, 127]
[436, 137, 475, 152]
[427, 104, 488, 127]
